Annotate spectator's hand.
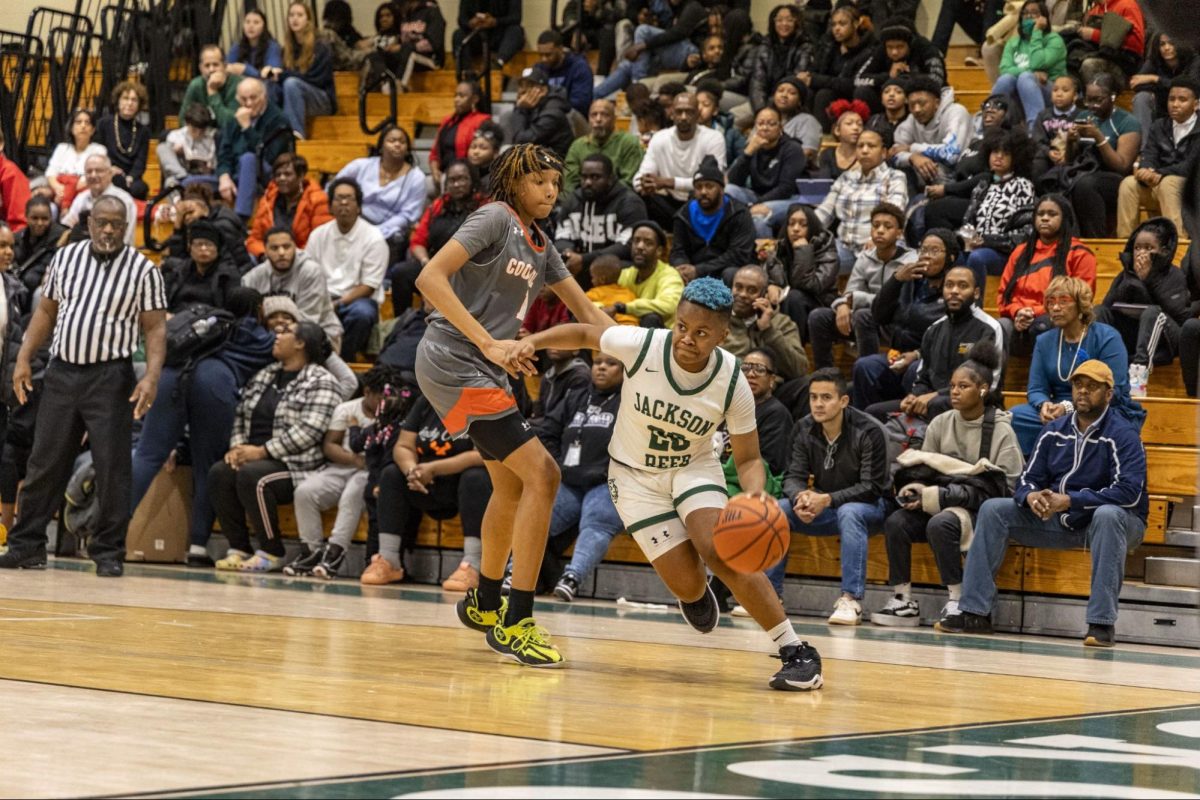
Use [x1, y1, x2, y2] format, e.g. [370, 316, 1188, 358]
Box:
[416, 38, 433, 54]
[235, 105, 254, 129]
[516, 85, 547, 109]
[623, 43, 646, 61]
[889, 61, 909, 77]
[603, 304, 619, 318]
[793, 490, 816, 523]
[1146, 171, 1163, 188]
[685, 53, 701, 69]
[1046, 492, 1071, 514]
[225, 62, 246, 76]
[1134, 248, 1153, 281]
[766, 284, 782, 305]
[165, 449, 178, 473]
[835, 302, 852, 337]
[1129, 74, 1156, 89]
[637, 173, 666, 194]
[889, 143, 909, 156]
[749, 203, 771, 219]
[901, 492, 921, 511]
[899, 393, 917, 414]
[219, 174, 237, 203]
[805, 492, 832, 518]
[1035, 13, 1050, 31]
[796, 71, 812, 86]
[894, 259, 928, 282]
[1048, 146, 1065, 165]
[890, 350, 917, 373]
[1034, 69, 1048, 84]
[1074, 120, 1102, 142]
[1039, 401, 1065, 423]
[75, 175, 88, 190]
[744, 131, 767, 155]
[564, 250, 584, 274]
[925, 184, 945, 199]
[12, 357, 32, 405]
[407, 464, 434, 493]
[1078, 26, 1097, 39]
[676, 264, 698, 283]
[480, 13, 497, 28]
[910, 153, 939, 182]
[909, 391, 937, 417]
[129, 374, 158, 419]
[1027, 489, 1067, 520]
[207, 69, 227, 92]
[752, 297, 774, 330]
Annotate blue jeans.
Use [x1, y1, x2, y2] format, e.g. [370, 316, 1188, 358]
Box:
[336, 297, 379, 361]
[282, 77, 333, 137]
[961, 499, 1145, 626]
[1010, 402, 1046, 454]
[992, 72, 1050, 130]
[130, 360, 240, 547]
[965, 247, 1006, 285]
[549, 482, 624, 582]
[766, 497, 889, 598]
[724, 185, 794, 238]
[594, 25, 697, 97]
[834, 238, 857, 274]
[852, 354, 918, 409]
[234, 151, 261, 218]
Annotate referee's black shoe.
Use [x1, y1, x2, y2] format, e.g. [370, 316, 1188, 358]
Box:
[678, 583, 720, 633]
[0, 549, 47, 570]
[95, 559, 124, 577]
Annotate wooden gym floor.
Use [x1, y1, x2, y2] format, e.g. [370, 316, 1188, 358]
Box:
[1, 560, 1198, 798]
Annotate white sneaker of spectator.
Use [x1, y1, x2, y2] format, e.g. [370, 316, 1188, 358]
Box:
[828, 596, 862, 626]
[870, 595, 920, 627]
[939, 598, 960, 622]
[731, 604, 752, 618]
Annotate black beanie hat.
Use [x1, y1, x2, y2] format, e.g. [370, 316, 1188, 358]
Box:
[692, 155, 725, 187]
[632, 220, 668, 246]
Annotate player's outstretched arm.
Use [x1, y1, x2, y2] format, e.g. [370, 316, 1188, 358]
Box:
[523, 323, 606, 354]
[729, 431, 768, 499]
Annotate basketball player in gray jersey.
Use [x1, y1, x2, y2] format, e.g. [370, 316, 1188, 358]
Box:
[414, 144, 613, 667]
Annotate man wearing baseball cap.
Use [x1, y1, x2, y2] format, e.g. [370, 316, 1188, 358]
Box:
[511, 64, 574, 158]
[939, 359, 1148, 648]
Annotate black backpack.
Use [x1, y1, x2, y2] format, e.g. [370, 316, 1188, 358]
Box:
[165, 304, 236, 368]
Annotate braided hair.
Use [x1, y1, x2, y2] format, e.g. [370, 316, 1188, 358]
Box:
[1002, 193, 1078, 306]
[487, 143, 564, 213]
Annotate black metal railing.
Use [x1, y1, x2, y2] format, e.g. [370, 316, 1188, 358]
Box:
[0, 30, 49, 171]
[358, 66, 397, 136]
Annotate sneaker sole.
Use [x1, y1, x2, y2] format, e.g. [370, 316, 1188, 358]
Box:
[769, 673, 824, 691]
[312, 567, 339, 580]
[933, 621, 961, 633]
[678, 585, 720, 633]
[1083, 636, 1114, 648]
[552, 586, 575, 602]
[869, 613, 920, 627]
[827, 615, 862, 626]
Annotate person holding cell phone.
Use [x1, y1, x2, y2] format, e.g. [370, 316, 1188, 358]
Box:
[1064, 73, 1142, 237]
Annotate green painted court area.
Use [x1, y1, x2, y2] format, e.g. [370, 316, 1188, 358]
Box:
[179, 705, 1200, 799]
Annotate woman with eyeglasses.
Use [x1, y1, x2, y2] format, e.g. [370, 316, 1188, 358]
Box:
[995, 194, 1096, 355]
[991, 0, 1067, 127]
[1010, 275, 1142, 453]
[726, 106, 809, 239]
[1064, 73, 1142, 238]
[160, 219, 242, 312]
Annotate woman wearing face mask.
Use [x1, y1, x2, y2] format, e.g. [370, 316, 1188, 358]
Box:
[992, 1, 1067, 127]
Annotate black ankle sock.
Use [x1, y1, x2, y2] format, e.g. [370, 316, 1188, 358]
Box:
[478, 574, 503, 611]
[506, 588, 535, 625]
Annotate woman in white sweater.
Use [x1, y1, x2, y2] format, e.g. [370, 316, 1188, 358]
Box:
[45, 109, 107, 211]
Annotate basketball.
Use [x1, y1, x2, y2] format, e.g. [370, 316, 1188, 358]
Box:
[712, 495, 790, 574]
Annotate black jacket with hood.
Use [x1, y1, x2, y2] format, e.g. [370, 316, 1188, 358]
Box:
[809, 32, 876, 98]
[1140, 114, 1200, 179]
[855, 32, 945, 91]
[511, 87, 575, 158]
[749, 8, 816, 110]
[538, 383, 621, 489]
[763, 208, 839, 306]
[1102, 217, 1191, 326]
[871, 270, 947, 353]
[913, 301, 1005, 397]
[669, 197, 757, 280]
[553, 182, 648, 268]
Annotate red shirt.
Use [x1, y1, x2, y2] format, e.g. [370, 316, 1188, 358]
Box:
[1084, 0, 1145, 58]
[0, 155, 30, 232]
[521, 295, 570, 334]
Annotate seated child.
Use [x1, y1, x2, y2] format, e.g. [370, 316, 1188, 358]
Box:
[158, 103, 218, 190]
[585, 254, 639, 325]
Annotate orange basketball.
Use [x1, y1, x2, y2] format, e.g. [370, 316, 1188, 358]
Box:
[712, 495, 789, 574]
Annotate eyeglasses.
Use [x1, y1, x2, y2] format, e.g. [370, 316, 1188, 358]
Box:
[92, 219, 127, 231]
[918, 246, 945, 257]
[1045, 294, 1075, 308]
[740, 363, 775, 376]
[190, 239, 218, 249]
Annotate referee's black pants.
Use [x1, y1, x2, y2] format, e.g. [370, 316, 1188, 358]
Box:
[208, 458, 295, 557]
[6, 360, 135, 563]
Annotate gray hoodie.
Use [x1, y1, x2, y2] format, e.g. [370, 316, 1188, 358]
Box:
[892, 89, 974, 184]
[832, 242, 919, 312]
[243, 249, 344, 348]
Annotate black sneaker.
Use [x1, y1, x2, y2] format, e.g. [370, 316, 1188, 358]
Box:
[0, 549, 47, 569]
[95, 559, 123, 578]
[282, 544, 324, 577]
[678, 583, 720, 633]
[186, 552, 215, 568]
[312, 543, 346, 580]
[1084, 623, 1115, 648]
[935, 610, 994, 634]
[770, 642, 824, 691]
[553, 573, 579, 602]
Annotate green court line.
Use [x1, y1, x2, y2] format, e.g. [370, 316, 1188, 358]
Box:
[43, 559, 1200, 669]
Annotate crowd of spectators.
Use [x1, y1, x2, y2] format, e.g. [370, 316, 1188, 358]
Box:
[0, 0, 1191, 650]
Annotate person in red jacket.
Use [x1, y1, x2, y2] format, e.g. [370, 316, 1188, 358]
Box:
[1071, 0, 1146, 85]
[427, 80, 490, 193]
[0, 130, 30, 232]
[995, 193, 1097, 355]
[246, 152, 332, 258]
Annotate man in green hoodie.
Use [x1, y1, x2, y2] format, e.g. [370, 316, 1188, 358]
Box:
[179, 45, 243, 129]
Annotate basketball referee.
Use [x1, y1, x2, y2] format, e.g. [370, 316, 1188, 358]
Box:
[0, 196, 167, 577]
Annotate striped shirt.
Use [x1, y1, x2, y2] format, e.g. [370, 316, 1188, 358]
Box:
[44, 241, 167, 365]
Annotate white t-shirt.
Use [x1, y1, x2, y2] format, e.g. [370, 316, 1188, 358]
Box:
[164, 127, 217, 170]
[600, 326, 755, 473]
[329, 398, 374, 433]
[45, 142, 108, 178]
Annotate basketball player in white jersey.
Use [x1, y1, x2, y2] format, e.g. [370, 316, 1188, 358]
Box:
[518, 278, 823, 690]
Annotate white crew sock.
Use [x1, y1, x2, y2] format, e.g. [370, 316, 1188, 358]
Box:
[463, 536, 482, 569]
[767, 619, 801, 650]
[947, 583, 962, 601]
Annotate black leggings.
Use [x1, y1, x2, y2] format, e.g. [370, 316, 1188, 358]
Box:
[1070, 171, 1124, 238]
[377, 463, 491, 550]
[209, 458, 295, 556]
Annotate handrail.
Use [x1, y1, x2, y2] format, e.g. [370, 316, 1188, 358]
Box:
[454, 28, 492, 115]
[358, 65, 397, 136]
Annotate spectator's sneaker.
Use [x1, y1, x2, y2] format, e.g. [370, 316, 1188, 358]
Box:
[283, 545, 324, 577]
[940, 599, 960, 620]
[678, 584, 720, 633]
[1129, 364, 1148, 398]
[553, 573, 580, 602]
[870, 595, 921, 627]
[828, 596, 862, 626]
[214, 550, 252, 571]
[442, 561, 480, 592]
[770, 642, 824, 691]
[186, 551, 215, 568]
[456, 588, 507, 632]
[731, 604, 753, 618]
[238, 551, 285, 572]
[486, 617, 566, 668]
[1084, 624, 1115, 648]
[312, 543, 346, 580]
[935, 610, 994, 634]
[0, 548, 47, 569]
[501, 571, 513, 596]
[360, 554, 405, 585]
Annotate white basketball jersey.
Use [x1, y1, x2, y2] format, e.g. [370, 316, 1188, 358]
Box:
[600, 327, 756, 473]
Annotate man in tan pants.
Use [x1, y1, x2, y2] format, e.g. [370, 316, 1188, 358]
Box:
[1116, 76, 1200, 238]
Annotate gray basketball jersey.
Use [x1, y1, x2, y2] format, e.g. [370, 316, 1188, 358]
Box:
[425, 202, 571, 344]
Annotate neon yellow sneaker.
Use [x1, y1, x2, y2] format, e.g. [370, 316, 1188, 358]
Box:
[456, 588, 506, 632]
[486, 617, 566, 668]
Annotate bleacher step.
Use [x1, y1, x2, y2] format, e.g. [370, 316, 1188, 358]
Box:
[1164, 529, 1200, 549]
[1144, 556, 1200, 588]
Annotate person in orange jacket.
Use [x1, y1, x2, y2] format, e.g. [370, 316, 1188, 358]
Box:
[995, 193, 1097, 355]
[246, 152, 332, 258]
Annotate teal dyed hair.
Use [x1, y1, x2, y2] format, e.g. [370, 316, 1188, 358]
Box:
[681, 277, 733, 313]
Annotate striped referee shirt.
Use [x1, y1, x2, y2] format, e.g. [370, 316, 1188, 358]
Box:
[44, 241, 168, 365]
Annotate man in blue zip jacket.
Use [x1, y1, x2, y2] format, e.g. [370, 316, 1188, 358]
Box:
[937, 359, 1148, 648]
